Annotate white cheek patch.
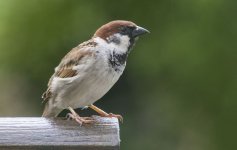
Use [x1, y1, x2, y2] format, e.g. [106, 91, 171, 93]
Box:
[111, 33, 130, 50]
[106, 35, 121, 44]
[94, 34, 130, 54]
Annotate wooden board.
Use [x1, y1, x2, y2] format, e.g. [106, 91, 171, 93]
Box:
[0, 116, 120, 150]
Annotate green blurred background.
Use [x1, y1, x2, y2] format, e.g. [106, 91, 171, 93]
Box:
[0, 0, 236, 149]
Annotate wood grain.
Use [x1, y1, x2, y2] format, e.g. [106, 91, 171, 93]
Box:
[0, 116, 120, 150]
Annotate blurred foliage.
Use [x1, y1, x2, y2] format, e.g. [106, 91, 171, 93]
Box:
[0, 0, 236, 150]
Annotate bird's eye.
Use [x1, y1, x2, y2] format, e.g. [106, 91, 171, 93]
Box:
[119, 26, 135, 36]
[128, 26, 136, 30]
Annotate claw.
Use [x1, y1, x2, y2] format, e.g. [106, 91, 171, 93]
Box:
[89, 104, 123, 123]
[67, 113, 95, 126]
[66, 107, 95, 126]
[107, 113, 123, 123]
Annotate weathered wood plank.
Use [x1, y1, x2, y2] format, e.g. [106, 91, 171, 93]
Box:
[0, 116, 120, 150]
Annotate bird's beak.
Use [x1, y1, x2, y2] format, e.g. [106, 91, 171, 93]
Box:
[132, 26, 150, 37]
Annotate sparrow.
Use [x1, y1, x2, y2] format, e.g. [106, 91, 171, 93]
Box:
[42, 20, 149, 125]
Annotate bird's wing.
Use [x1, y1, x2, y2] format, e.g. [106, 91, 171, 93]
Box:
[42, 40, 97, 103]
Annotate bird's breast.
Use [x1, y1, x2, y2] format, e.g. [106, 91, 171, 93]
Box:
[60, 51, 125, 108]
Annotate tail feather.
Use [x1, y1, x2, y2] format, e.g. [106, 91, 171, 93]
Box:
[42, 101, 62, 117]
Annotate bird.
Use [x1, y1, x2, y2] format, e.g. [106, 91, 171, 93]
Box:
[42, 20, 149, 125]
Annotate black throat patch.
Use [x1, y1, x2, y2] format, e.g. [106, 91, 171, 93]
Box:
[108, 51, 128, 72]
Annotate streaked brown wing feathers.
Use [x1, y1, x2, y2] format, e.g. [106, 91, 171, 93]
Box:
[42, 40, 97, 103]
[55, 68, 77, 78]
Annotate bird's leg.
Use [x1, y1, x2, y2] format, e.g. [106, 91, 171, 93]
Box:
[67, 106, 94, 125]
[89, 104, 123, 122]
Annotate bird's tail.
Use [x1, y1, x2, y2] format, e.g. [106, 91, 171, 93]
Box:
[42, 101, 62, 117]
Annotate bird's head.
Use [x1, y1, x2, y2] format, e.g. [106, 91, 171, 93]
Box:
[93, 20, 149, 53]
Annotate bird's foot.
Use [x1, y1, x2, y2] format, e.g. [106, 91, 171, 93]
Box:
[89, 104, 123, 123]
[103, 113, 123, 123]
[66, 113, 95, 126]
[67, 106, 95, 126]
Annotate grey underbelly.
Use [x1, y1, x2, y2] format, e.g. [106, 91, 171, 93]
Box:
[56, 68, 123, 109]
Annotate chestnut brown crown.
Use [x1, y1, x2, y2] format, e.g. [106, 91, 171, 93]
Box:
[94, 20, 149, 40]
[94, 20, 136, 39]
